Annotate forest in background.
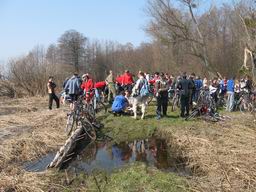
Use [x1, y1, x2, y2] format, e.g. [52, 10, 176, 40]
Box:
[0, 0, 255, 97]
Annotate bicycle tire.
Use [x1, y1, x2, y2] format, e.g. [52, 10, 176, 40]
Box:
[147, 95, 154, 105]
[80, 119, 97, 140]
[66, 112, 75, 136]
[239, 102, 246, 113]
[96, 100, 107, 113]
[89, 103, 96, 119]
[171, 97, 178, 111]
[201, 115, 218, 122]
[185, 109, 199, 121]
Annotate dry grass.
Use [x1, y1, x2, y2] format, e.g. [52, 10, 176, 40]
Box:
[157, 112, 256, 192]
[0, 96, 67, 191]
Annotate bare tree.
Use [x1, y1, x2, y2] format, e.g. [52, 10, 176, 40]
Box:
[146, 0, 211, 72]
[234, 0, 256, 80]
[58, 29, 87, 73]
[8, 46, 48, 96]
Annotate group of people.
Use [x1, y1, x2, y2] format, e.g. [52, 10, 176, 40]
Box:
[47, 70, 254, 119]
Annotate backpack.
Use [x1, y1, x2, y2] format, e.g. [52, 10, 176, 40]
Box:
[140, 79, 150, 97]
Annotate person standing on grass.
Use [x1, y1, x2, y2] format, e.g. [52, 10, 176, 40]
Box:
[226, 77, 235, 112]
[121, 70, 134, 93]
[47, 76, 60, 110]
[105, 70, 116, 104]
[189, 73, 196, 106]
[81, 73, 94, 102]
[177, 72, 193, 118]
[194, 76, 203, 103]
[155, 72, 169, 120]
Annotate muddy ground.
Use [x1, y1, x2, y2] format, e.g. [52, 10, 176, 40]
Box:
[0, 97, 255, 192]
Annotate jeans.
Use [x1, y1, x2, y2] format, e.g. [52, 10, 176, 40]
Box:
[193, 90, 200, 102]
[226, 91, 234, 112]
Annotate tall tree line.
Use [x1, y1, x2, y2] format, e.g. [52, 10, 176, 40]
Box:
[2, 0, 255, 97]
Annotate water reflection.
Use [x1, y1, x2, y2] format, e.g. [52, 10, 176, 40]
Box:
[69, 138, 170, 173]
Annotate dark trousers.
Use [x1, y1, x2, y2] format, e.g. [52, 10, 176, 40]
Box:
[194, 90, 200, 102]
[122, 84, 133, 93]
[49, 93, 60, 110]
[190, 90, 195, 105]
[156, 91, 168, 116]
[180, 95, 189, 117]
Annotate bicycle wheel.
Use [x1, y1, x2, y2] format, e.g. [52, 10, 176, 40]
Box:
[94, 98, 107, 113]
[248, 103, 254, 113]
[171, 97, 178, 111]
[239, 102, 247, 113]
[147, 95, 154, 105]
[201, 115, 218, 122]
[81, 119, 97, 141]
[66, 112, 75, 136]
[87, 128, 96, 141]
[87, 103, 96, 119]
[185, 109, 199, 121]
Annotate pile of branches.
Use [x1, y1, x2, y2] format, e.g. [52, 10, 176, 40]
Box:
[0, 79, 16, 98]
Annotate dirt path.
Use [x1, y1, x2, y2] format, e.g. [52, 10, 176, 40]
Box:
[0, 97, 64, 141]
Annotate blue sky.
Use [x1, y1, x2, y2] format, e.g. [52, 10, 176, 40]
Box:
[0, 0, 231, 63]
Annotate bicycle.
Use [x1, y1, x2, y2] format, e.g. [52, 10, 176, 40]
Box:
[186, 88, 223, 122]
[48, 103, 98, 169]
[237, 91, 255, 113]
[65, 95, 85, 136]
[197, 88, 217, 112]
[171, 89, 180, 112]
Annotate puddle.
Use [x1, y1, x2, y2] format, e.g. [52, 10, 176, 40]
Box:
[24, 137, 189, 175]
[68, 138, 172, 173]
[24, 153, 55, 172]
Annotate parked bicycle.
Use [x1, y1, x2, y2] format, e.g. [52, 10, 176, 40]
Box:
[171, 89, 180, 111]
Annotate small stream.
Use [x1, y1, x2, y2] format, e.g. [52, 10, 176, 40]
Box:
[24, 136, 190, 175]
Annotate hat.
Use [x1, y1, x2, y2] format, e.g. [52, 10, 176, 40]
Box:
[82, 73, 89, 78]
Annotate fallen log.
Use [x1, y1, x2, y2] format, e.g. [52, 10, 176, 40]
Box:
[48, 120, 96, 169]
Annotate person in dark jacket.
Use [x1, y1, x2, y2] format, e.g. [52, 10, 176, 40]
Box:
[189, 73, 196, 105]
[177, 72, 193, 117]
[243, 75, 253, 93]
[47, 76, 60, 110]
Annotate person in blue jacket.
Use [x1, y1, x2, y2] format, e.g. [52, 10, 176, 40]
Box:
[226, 77, 235, 112]
[111, 91, 128, 115]
[194, 76, 203, 102]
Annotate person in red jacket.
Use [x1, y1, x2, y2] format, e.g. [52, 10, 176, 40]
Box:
[81, 73, 94, 103]
[121, 70, 134, 93]
[94, 81, 106, 89]
[94, 81, 107, 102]
[116, 75, 123, 85]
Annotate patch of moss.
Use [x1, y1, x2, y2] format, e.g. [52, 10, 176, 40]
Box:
[100, 104, 192, 143]
[105, 163, 188, 192]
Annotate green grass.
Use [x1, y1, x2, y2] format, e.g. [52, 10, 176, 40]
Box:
[103, 163, 188, 192]
[99, 103, 194, 143]
[49, 162, 188, 192]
